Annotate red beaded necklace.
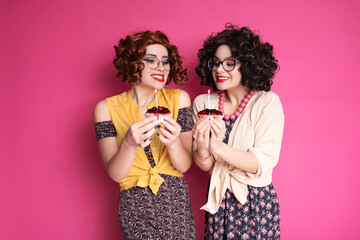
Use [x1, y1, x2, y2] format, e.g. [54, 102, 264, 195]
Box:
[219, 90, 255, 120]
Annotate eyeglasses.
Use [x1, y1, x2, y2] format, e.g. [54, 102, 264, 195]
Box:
[143, 56, 173, 71]
[208, 58, 239, 72]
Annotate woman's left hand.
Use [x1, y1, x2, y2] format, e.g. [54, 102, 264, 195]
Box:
[157, 117, 181, 150]
[209, 116, 226, 154]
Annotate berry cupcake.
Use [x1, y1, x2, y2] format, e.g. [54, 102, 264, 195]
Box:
[145, 106, 172, 123]
[197, 109, 223, 119]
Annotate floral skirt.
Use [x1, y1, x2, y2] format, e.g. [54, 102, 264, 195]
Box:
[118, 174, 196, 240]
[205, 184, 280, 240]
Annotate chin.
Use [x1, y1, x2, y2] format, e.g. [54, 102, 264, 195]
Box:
[215, 85, 227, 91]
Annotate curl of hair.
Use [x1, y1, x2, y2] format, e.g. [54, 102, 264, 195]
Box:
[113, 30, 187, 85]
[196, 23, 279, 91]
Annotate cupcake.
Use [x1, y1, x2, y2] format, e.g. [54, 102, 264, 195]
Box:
[197, 109, 223, 119]
[145, 106, 172, 123]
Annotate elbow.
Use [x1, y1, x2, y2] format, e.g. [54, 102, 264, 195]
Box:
[108, 171, 123, 183]
[106, 163, 125, 183]
[175, 158, 192, 173]
[180, 161, 192, 173]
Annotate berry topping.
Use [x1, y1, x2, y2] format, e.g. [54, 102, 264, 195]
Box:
[197, 109, 223, 115]
[146, 106, 171, 114]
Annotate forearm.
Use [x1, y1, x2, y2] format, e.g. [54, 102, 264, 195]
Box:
[104, 139, 137, 182]
[167, 140, 192, 173]
[192, 143, 213, 171]
[211, 142, 258, 174]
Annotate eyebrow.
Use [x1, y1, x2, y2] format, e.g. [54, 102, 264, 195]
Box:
[145, 54, 169, 59]
[213, 56, 234, 60]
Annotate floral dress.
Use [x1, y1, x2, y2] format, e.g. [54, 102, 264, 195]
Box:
[204, 117, 280, 240]
[95, 107, 196, 239]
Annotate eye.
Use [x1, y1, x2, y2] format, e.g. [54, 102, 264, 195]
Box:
[144, 58, 155, 63]
[225, 60, 236, 67]
[162, 60, 170, 65]
[213, 61, 221, 67]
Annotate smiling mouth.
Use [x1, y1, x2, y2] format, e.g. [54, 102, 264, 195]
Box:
[152, 74, 165, 82]
[216, 76, 229, 83]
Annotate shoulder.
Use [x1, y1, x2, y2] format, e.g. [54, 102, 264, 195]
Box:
[178, 89, 191, 108]
[255, 91, 282, 106]
[105, 92, 127, 106]
[94, 100, 111, 122]
[161, 88, 190, 108]
[193, 93, 208, 104]
[253, 91, 284, 117]
[192, 93, 210, 113]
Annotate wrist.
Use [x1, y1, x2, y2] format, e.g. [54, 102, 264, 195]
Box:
[196, 148, 210, 159]
[122, 138, 137, 151]
[194, 150, 212, 164]
[166, 139, 181, 151]
[210, 142, 225, 155]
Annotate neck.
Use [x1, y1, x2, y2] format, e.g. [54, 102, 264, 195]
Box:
[130, 84, 156, 110]
[225, 86, 249, 105]
[219, 85, 254, 120]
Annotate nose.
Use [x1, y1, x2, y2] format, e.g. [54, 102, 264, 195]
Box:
[216, 63, 226, 73]
[155, 61, 165, 71]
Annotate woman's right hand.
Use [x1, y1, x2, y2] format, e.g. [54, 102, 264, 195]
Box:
[123, 117, 159, 149]
[192, 116, 211, 157]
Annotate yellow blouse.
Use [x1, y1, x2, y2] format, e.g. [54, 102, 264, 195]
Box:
[106, 88, 183, 194]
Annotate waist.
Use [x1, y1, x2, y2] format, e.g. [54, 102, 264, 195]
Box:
[119, 167, 183, 191]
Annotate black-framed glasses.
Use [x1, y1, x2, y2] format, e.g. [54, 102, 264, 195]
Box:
[208, 58, 239, 72]
[143, 56, 174, 71]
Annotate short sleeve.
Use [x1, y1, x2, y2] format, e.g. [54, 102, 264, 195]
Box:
[177, 106, 194, 132]
[95, 120, 117, 140]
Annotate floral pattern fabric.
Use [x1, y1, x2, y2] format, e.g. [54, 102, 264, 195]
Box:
[95, 120, 116, 140]
[204, 117, 280, 239]
[118, 174, 196, 239]
[177, 106, 194, 132]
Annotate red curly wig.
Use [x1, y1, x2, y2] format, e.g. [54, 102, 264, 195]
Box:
[113, 30, 188, 85]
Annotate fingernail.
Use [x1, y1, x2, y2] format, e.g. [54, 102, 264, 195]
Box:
[157, 120, 161, 124]
[164, 116, 168, 120]
[156, 133, 160, 136]
[149, 138, 152, 141]
[153, 117, 157, 120]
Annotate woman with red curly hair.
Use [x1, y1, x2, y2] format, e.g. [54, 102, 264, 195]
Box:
[94, 30, 196, 239]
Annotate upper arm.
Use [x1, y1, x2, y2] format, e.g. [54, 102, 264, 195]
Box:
[94, 100, 118, 164]
[178, 89, 191, 108]
[179, 131, 192, 153]
[94, 100, 111, 123]
[248, 93, 285, 175]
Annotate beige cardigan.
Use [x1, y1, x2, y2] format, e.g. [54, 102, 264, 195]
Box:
[193, 91, 285, 214]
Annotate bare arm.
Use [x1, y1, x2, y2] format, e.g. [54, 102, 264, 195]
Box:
[157, 90, 193, 173]
[94, 100, 158, 182]
[192, 117, 214, 171]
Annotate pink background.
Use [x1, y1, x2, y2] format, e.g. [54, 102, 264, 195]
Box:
[1, 0, 360, 239]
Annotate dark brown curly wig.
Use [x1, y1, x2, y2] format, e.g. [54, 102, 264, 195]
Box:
[113, 30, 187, 85]
[196, 23, 279, 91]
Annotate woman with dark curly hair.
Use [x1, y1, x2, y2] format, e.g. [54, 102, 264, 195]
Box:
[94, 30, 196, 239]
[192, 24, 284, 239]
